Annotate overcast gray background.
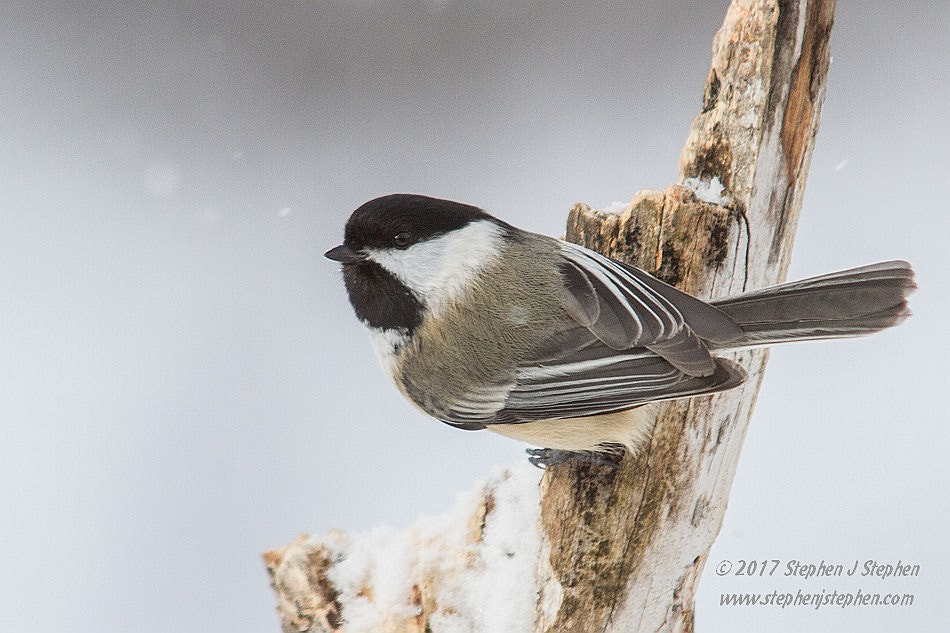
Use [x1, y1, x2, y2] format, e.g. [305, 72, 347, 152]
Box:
[2, 1, 948, 631]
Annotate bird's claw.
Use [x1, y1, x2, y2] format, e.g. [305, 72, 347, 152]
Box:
[526, 447, 623, 469]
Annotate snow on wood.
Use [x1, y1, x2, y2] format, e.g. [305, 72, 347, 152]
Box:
[264, 464, 559, 633]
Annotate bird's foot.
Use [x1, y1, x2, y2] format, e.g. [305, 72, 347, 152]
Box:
[526, 447, 623, 469]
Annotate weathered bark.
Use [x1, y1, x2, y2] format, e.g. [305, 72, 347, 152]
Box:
[542, 2, 834, 630]
[264, 1, 834, 631]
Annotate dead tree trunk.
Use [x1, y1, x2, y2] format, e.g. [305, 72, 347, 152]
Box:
[264, 1, 835, 631]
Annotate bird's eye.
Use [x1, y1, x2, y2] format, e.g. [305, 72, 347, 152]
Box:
[393, 232, 412, 248]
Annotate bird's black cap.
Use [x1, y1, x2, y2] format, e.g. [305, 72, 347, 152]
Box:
[340, 193, 503, 253]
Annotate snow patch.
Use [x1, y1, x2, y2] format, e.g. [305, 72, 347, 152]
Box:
[315, 463, 548, 632]
[601, 200, 630, 215]
[683, 176, 731, 206]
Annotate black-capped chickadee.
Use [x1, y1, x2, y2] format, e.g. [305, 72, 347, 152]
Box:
[326, 194, 915, 462]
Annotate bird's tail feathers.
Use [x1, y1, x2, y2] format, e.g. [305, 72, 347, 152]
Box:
[709, 260, 916, 348]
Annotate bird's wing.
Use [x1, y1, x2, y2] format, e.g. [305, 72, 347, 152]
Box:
[556, 242, 743, 374]
[440, 324, 746, 426]
[438, 243, 747, 427]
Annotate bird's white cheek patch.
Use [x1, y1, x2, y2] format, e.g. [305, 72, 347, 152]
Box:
[364, 219, 505, 315]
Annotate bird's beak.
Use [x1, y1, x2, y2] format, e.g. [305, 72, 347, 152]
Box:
[324, 244, 365, 264]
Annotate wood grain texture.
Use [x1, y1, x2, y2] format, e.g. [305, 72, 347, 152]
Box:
[542, 1, 834, 631]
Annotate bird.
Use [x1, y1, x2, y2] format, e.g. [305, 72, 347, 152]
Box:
[325, 193, 915, 466]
